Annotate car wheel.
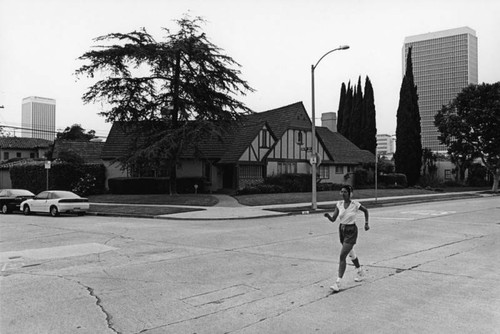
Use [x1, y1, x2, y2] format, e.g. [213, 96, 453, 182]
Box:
[1, 204, 9, 214]
[23, 205, 31, 215]
[50, 206, 60, 217]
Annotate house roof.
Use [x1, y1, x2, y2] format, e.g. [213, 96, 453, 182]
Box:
[245, 102, 311, 139]
[53, 140, 105, 163]
[0, 137, 52, 149]
[101, 101, 374, 165]
[316, 127, 375, 164]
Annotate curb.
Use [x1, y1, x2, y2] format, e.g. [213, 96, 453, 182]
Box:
[86, 191, 493, 221]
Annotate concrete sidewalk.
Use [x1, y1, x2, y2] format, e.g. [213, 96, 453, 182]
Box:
[156, 190, 489, 220]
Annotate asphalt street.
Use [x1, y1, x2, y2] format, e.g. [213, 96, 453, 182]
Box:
[1, 196, 499, 333]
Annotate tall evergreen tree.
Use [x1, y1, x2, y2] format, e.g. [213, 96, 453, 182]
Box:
[394, 47, 422, 186]
[361, 76, 377, 154]
[341, 81, 352, 138]
[349, 77, 363, 147]
[337, 82, 346, 132]
[75, 15, 253, 194]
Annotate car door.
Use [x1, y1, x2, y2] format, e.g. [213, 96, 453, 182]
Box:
[32, 192, 50, 212]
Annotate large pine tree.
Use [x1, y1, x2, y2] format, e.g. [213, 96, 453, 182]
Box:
[394, 47, 422, 186]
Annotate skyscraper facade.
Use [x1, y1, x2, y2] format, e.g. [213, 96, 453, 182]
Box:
[403, 27, 478, 151]
[21, 96, 56, 141]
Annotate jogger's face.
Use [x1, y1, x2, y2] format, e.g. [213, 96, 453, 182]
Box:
[340, 189, 350, 200]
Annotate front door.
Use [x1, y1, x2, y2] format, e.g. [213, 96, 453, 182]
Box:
[222, 165, 234, 189]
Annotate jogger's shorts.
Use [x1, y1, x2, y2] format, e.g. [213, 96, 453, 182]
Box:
[339, 224, 358, 244]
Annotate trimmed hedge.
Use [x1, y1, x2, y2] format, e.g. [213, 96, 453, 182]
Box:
[264, 173, 312, 192]
[107, 177, 208, 194]
[10, 161, 105, 196]
[379, 173, 408, 188]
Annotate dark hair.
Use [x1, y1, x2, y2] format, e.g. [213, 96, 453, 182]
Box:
[341, 185, 353, 195]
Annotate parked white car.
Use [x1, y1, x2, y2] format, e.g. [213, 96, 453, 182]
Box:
[21, 190, 89, 217]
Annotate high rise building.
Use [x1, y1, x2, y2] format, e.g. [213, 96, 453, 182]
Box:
[403, 27, 478, 151]
[21, 96, 56, 141]
[376, 134, 395, 157]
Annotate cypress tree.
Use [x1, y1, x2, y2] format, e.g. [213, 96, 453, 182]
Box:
[394, 47, 422, 186]
[341, 81, 352, 138]
[349, 76, 363, 147]
[337, 82, 346, 132]
[362, 76, 377, 154]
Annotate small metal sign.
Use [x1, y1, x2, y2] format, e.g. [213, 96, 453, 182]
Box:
[45, 161, 51, 169]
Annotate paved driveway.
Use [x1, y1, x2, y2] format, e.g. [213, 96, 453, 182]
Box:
[1, 196, 499, 333]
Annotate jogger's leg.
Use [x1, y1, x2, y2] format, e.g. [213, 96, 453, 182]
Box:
[338, 242, 354, 279]
[349, 249, 360, 268]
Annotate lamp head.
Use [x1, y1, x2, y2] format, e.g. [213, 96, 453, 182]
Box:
[339, 45, 350, 50]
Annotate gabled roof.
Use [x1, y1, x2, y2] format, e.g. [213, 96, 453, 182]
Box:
[100, 102, 373, 166]
[0, 137, 52, 149]
[316, 127, 375, 164]
[218, 121, 273, 164]
[53, 140, 105, 163]
[245, 102, 311, 139]
[101, 122, 140, 160]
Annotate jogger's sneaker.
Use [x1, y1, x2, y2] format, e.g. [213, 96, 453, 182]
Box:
[354, 268, 364, 282]
[330, 282, 340, 292]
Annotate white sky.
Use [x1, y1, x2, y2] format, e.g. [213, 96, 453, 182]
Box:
[1, 0, 499, 139]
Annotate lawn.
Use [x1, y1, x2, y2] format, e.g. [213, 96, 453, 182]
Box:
[88, 193, 218, 206]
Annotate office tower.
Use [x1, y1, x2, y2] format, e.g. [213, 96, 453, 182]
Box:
[21, 96, 56, 141]
[376, 134, 395, 157]
[403, 27, 478, 151]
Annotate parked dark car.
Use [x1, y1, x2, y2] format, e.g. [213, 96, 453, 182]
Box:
[0, 189, 35, 214]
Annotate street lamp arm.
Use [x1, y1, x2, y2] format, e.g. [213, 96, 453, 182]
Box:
[313, 45, 350, 70]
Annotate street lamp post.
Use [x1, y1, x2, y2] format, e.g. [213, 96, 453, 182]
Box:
[311, 45, 349, 210]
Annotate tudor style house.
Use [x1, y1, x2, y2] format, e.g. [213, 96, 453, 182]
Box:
[101, 102, 374, 191]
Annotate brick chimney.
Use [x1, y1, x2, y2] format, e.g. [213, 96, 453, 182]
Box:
[321, 112, 337, 132]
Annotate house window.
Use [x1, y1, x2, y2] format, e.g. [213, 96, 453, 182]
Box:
[297, 131, 303, 145]
[3, 152, 8, 160]
[30, 153, 35, 158]
[319, 165, 330, 179]
[335, 166, 344, 174]
[240, 165, 262, 178]
[16, 152, 22, 158]
[444, 169, 452, 180]
[277, 162, 297, 174]
[347, 166, 355, 173]
[261, 130, 268, 148]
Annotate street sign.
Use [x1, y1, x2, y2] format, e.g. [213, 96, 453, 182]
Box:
[45, 161, 51, 169]
[308, 153, 322, 166]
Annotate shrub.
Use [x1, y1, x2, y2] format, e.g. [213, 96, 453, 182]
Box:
[379, 173, 408, 187]
[467, 163, 489, 187]
[264, 173, 312, 192]
[441, 180, 463, 187]
[108, 177, 169, 194]
[418, 174, 441, 188]
[10, 161, 105, 195]
[176, 177, 208, 194]
[354, 169, 369, 187]
[72, 174, 97, 197]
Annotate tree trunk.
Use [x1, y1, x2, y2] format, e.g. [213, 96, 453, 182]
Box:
[169, 51, 181, 195]
[492, 170, 499, 193]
